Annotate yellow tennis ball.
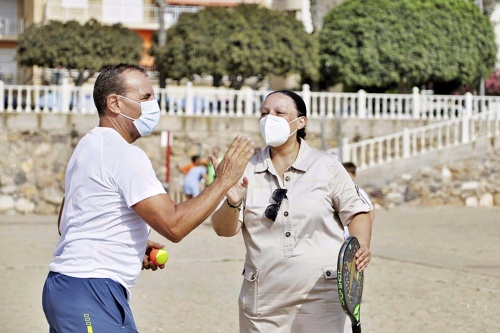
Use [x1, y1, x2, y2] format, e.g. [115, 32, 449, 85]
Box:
[150, 248, 169, 266]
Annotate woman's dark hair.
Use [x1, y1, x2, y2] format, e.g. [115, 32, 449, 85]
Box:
[266, 90, 307, 140]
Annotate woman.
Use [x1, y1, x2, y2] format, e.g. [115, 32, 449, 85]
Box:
[211, 90, 372, 332]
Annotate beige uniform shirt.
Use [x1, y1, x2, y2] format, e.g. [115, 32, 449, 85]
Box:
[238, 140, 370, 332]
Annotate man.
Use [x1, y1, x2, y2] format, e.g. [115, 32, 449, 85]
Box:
[42, 64, 254, 332]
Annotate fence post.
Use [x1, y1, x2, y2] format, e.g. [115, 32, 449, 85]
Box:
[462, 92, 472, 144]
[420, 89, 427, 119]
[60, 77, 71, 113]
[185, 82, 194, 115]
[244, 86, 253, 115]
[0, 80, 4, 112]
[412, 87, 420, 119]
[341, 137, 350, 162]
[302, 84, 311, 115]
[358, 89, 367, 118]
[403, 127, 410, 158]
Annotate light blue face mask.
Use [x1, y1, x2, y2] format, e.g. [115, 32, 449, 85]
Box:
[118, 95, 161, 137]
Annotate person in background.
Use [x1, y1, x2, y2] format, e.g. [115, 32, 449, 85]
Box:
[178, 155, 198, 175]
[42, 63, 255, 332]
[342, 161, 375, 226]
[211, 90, 372, 332]
[183, 155, 207, 199]
[206, 146, 223, 187]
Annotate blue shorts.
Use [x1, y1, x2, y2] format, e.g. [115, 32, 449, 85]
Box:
[42, 272, 138, 332]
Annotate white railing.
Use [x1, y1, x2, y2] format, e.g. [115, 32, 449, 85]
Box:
[329, 112, 500, 170]
[3, 80, 500, 121]
[2, 79, 500, 178]
[0, 17, 24, 36]
[44, 1, 200, 28]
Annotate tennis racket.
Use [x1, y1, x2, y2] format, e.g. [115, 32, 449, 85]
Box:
[337, 236, 363, 333]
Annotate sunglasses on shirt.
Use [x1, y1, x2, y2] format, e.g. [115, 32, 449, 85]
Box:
[264, 188, 288, 221]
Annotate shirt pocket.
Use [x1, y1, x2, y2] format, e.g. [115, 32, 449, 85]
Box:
[322, 265, 337, 281]
[238, 264, 259, 315]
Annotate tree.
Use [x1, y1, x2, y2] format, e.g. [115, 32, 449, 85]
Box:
[318, 0, 498, 93]
[152, 5, 319, 88]
[17, 19, 143, 86]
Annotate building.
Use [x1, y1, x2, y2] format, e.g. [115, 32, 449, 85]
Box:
[3, 0, 498, 85]
[0, 0, 25, 84]
[0, 0, 268, 85]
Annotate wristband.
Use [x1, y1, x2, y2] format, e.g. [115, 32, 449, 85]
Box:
[226, 199, 242, 211]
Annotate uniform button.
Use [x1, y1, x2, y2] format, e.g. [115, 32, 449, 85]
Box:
[285, 176, 290, 181]
[284, 211, 289, 217]
[326, 270, 331, 277]
[285, 232, 291, 237]
[250, 274, 255, 281]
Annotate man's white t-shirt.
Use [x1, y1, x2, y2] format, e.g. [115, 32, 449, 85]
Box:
[49, 127, 166, 297]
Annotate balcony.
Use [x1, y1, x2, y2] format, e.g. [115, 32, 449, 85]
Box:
[0, 17, 24, 40]
[271, 0, 303, 11]
[45, 2, 200, 30]
[166, 0, 260, 6]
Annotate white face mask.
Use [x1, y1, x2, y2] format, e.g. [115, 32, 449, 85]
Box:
[118, 95, 161, 137]
[259, 115, 301, 147]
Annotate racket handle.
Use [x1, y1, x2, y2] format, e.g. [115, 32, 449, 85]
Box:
[352, 322, 361, 333]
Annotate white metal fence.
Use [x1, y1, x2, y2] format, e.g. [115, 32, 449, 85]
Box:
[3, 81, 500, 121]
[328, 113, 500, 170]
[2, 80, 500, 173]
[0, 17, 24, 36]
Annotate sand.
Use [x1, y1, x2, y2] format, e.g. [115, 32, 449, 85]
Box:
[1, 206, 498, 332]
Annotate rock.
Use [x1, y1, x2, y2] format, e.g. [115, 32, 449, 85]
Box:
[14, 198, 35, 214]
[1, 185, 17, 195]
[33, 143, 51, 157]
[400, 173, 412, 181]
[446, 196, 464, 206]
[479, 193, 494, 207]
[41, 184, 64, 205]
[464, 196, 479, 207]
[0, 195, 15, 212]
[20, 159, 34, 174]
[34, 201, 59, 215]
[494, 193, 500, 206]
[461, 182, 480, 191]
[13, 171, 27, 185]
[385, 192, 404, 204]
[404, 187, 418, 202]
[18, 183, 38, 200]
[441, 167, 452, 183]
[0, 174, 14, 187]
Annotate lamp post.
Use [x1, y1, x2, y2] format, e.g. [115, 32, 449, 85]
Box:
[155, 0, 167, 88]
[156, 0, 166, 47]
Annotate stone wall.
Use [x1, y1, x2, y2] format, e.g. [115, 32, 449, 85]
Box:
[364, 150, 500, 209]
[0, 112, 484, 214]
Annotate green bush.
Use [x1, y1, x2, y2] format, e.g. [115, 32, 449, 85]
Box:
[17, 19, 143, 86]
[318, 0, 497, 93]
[152, 5, 319, 88]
